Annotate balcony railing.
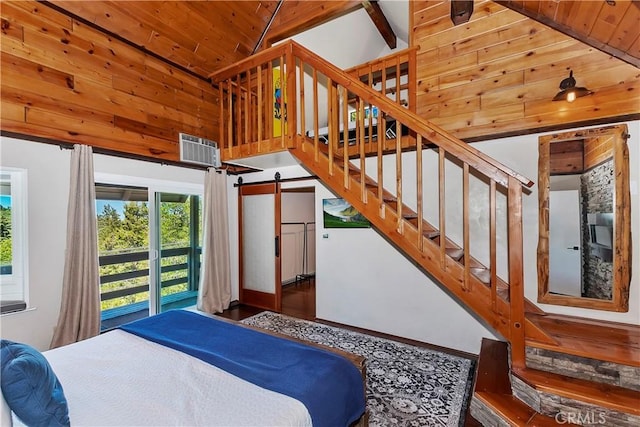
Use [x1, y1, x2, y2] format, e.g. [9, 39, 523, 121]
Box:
[98, 245, 201, 329]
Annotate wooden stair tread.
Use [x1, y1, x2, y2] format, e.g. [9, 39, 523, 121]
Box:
[513, 366, 640, 416]
[526, 313, 640, 367]
[470, 267, 491, 285]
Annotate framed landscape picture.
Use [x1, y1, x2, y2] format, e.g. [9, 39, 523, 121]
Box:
[322, 198, 370, 228]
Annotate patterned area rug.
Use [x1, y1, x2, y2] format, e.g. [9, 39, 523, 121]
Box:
[241, 312, 475, 427]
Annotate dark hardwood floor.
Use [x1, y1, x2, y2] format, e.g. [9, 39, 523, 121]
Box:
[217, 278, 316, 322]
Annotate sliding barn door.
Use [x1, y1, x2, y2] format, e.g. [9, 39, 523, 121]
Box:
[239, 183, 281, 311]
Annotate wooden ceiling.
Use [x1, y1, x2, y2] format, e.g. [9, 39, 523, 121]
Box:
[47, 0, 640, 82]
[496, 0, 640, 68]
[48, 0, 364, 79]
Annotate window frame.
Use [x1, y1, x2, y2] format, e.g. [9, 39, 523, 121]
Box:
[0, 167, 29, 311]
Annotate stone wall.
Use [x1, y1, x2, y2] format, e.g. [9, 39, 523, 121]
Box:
[581, 160, 614, 299]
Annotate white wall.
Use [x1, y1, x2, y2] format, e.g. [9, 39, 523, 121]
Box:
[0, 136, 205, 350]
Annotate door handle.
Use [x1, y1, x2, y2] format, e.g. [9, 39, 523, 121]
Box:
[567, 246, 580, 250]
[275, 236, 280, 257]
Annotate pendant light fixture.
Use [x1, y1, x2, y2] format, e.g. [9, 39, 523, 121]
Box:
[552, 70, 593, 102]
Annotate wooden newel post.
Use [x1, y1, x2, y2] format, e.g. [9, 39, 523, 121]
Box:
[508, 177, 526, 369]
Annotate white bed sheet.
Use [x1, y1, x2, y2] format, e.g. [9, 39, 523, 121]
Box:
[34, 329, 312, 427]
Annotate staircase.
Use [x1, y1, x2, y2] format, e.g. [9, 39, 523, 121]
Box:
[209, 40, 639, 425]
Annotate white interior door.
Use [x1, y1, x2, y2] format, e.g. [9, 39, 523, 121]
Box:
[239, 183, 281, 311]
[549, 189, 582, 296]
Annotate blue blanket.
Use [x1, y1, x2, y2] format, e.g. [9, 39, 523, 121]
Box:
[119, 310, 365, 427]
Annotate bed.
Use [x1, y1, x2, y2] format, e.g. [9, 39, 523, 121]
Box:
[1, 310, 367, 427]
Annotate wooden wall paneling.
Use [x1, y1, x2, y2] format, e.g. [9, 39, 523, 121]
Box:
[1, 1, 218, 162]
[441, 16, 532, 58]
[434, 104, 525, 137]
[3, 1, 73, 30]
[439, 67, 525, 93]
[1, 102, 26, 123]
[524, 53, 627, 85]
[477, 27, 570, 65]
[548, 139, 584, 175]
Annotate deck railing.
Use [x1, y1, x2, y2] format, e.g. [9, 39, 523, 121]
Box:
[98, 246, 201, 324]
[210, 40, 534, 367]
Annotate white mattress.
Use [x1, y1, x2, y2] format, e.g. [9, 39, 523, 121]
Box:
[35, 330, 312, 427]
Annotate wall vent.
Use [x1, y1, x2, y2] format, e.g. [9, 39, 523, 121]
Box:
[179, 133, 221, 167]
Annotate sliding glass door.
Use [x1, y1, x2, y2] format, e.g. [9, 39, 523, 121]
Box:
[155, 192, 201, 313]
[95, 181, 202, 330]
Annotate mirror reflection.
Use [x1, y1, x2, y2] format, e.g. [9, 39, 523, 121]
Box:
[538, 124, 631, 312]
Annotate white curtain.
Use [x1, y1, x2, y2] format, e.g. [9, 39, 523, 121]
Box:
[50, 145, 100, 348]
[197, 169, 232, 313]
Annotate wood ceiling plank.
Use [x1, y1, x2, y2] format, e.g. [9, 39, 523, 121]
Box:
[537, 1, 559, 21]
[265, 0, 362, 45]
[590, 0, 631, 44]
[565, 1, 603, 37]
[608, 2, 640, 51]
[554, 0, 578, 27]
[53, 1, 154, 48]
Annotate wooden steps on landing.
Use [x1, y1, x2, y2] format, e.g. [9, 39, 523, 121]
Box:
[525, 312, 640, 367]
[471, 338, 573, 426]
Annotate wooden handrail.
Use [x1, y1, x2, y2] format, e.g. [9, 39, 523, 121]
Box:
[290, 41, 532, 189]
[209, 42, 289, 83]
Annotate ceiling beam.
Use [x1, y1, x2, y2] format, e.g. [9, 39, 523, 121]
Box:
[362, 0, 397, 49]
[263, 1, 363, 48]
[450, 1, 474, 25]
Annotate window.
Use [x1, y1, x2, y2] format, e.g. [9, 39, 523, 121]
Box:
[0, 168, 29, 313]
[94, 179, 203, 330]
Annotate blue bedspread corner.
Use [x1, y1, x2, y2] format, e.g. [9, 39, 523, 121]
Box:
[119, 310, 365, 427]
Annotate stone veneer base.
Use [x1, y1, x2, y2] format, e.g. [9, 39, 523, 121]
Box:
[526, 347, 640, 392]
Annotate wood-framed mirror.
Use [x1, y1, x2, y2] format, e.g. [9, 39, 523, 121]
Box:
[538, 124, 631, 311]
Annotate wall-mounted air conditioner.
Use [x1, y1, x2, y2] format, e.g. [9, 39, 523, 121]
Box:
[179, 132, 221, 167]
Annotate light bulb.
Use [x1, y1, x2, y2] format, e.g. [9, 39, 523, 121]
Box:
[567, 91, 576, 103]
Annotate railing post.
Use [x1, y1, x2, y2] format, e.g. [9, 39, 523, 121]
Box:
[508, 176, 526, 369]
[286, 43, 297, 147]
